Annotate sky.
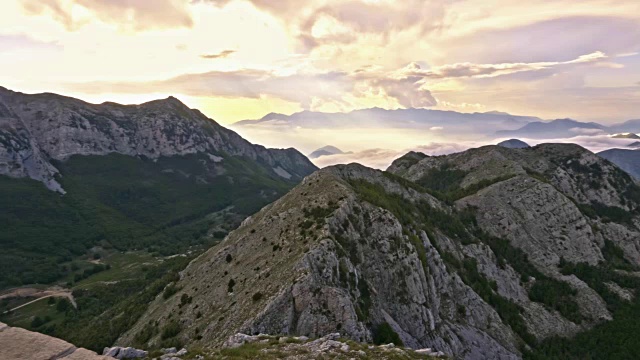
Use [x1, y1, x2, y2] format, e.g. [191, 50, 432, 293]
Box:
[1, 0, 639, 127]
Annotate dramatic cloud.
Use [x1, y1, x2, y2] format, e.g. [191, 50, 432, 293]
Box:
[399, 52, 607, 80]
[66, 65, 437, 110]
[5, 0, 640, 123]
[200, 50, 236, 59]
[21, 0, 193, 30]
[437, 16, 640, 64]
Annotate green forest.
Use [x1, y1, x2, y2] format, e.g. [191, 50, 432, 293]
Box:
[0, 153, 296, 288]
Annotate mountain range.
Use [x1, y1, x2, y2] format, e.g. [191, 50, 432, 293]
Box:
[3, 88, 640, 359]
[235, 108, 640, 141]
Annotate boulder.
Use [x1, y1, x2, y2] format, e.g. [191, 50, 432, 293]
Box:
[103, 346, 147, 359]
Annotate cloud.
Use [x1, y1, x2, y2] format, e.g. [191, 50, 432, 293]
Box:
[312, 142, 479, 169]
[66, 65, 437, 110]
[399, 51, 607, 80]
[0, 34, 62, 52]
[438, 16, 640, 64]
[21, 0, 193, 31]
[430, 126, 444, 131]
[200, 49, 236, 59]
[568, 127, 607, 135]
[201, 0, 451, 52]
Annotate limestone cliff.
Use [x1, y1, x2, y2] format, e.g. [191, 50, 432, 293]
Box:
[118, 144, 640, 359]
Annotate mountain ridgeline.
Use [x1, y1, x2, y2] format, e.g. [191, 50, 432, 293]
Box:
[120, 143, 640, 359]
[0, 87, 317, 288]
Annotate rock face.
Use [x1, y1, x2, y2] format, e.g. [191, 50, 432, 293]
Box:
[0, 321, 114, 359]
[118, 143, 640, 360]
[103, 346, 147, 359]
[0, 86, 317, 192]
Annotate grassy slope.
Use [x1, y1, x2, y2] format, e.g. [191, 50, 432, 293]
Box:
[0, 153, 296, 288]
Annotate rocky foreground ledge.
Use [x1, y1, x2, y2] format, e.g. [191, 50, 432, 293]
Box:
[0, 322, 447, 360]
[212, 333, 448, 359]
[0, 321, 113, 359]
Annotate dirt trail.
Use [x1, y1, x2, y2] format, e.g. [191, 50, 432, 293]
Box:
[0, 286, 76, 313]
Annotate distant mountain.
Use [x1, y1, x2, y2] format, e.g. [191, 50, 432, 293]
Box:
[610, 119, 640, 134]
[628, 141, 640, 148]
[598, 148, 640, 179]
[235, 107, 540, 137]
[495, 119, 606, 139]
[0, 86, 317, 288]
[497, 139, 530, 149]
[309, 145, 351, 159]
[611, 133, 640, 139]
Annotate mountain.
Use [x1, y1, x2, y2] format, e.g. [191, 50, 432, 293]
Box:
[495, 119, 606, 139]
[628, 141, 640, 148]
[0, 86, 315, 192]
[309, 145, 351, 159]
[0, 87, 317, 288]
[610, 119, 640, 134]
[611, 133, 640, 139]
[235, 108, 540, 137]
[119, 143, 640, 359]
[497, 139, 530, 149]
[598, 148, 640, 179]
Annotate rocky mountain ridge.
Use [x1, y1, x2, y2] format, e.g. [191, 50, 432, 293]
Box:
[118, 143, 640, 359]
[0, 86, 316, 192]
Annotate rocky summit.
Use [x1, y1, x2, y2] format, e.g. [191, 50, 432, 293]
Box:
[118, 143, 640, 359]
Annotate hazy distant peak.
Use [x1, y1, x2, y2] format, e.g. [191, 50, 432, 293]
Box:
[611, 133, 640, 139]
[497, 139, 530, 149]
[309, 145, 351, 159]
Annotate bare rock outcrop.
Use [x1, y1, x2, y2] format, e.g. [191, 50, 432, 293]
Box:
[0, 321, 113, 359]
[118, 143, 640, 359]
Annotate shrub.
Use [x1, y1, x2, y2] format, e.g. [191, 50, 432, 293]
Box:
[180, 293, 192, 306]
[31, 316, 44, 328]
[56, 298, 71, 313]
[163, 283, 179, 299]
[161, 321, 181, 339]
[373, 323, 404, 346]
[252, 292, 263, 302]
